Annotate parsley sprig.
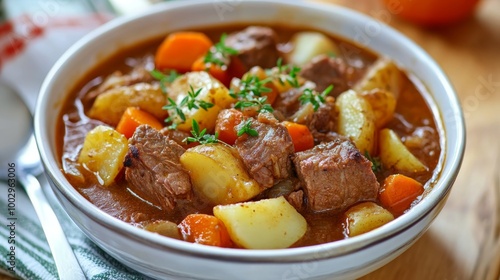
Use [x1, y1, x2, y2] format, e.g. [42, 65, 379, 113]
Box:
[298, 84, 334, 111]
[150, 69, 179, 94]
[204, 33, 238, 67]
[163, 85, 214, 129]
[236, 119, 259, 137]
[230, 75, 274, 113]
[274, 58, 301, 88]
[184, 119, 219, 145]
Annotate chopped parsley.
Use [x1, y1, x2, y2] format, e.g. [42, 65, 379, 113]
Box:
[150, 69, 179, 94]
[298, 84, 334, 111]
[184, 119, 219, 145]
[203, 33, 238, 67]
[163, 85, 214, 129]
[236, 119, 259, 137]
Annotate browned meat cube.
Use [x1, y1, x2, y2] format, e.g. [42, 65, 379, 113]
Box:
[124, 125, 192, 211]
[293, 139, 379, 212]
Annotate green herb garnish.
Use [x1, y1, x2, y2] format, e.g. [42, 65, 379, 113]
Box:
[236, 119, 259, 137]
[163, 85, 214, 129]
[230, 75, 274, 113]
[184, 119, 219, 145]
[298, 84, 334, 111]
[268, 57, 301, 88]
[150, 69, 179, 94]
[204, 33, 238, 67]
[365, 151, 382, 173]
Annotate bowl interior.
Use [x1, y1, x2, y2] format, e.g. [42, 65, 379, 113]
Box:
[34, 0, 465, 262]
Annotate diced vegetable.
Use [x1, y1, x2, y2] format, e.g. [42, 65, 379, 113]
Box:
[167, 71, 236, 132]
[360, 89, 396, 128]
[288, 31, 340, 66]
[78, 125, 128, 186]
[213, 197, 307, 249]
[336, 90, 376, 154]
[215, 109, 244, 145]
[143, 220, 181, 240]
[88, 83, 167, 126]
[155, 32, 213, 72]
[178, 214, 233, 247]
[192, 56, 247, 88]
[354, 58, 404, 99]
[379, 174, 425, 216]
[379, 128, 427, 173]
[179, 143, 261, 205]
[192, 56, 231, 87]
[282, 121, 314, 152]
[116, 107, 163, 138]
[344, 202, 394, 237]
[239, 66, 280, 104]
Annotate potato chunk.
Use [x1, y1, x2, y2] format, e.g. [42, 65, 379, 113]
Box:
[344, 202, 394, 237]
[379, 128, 427, 173]
[167, 71, 236, 132]
[213, 197, 307, 249]
[88, 83, 167, 126]
[360, 89, 396, 128]
[78, 125, 128, 186]
[336, 90, 376, 154]
[143, 220, 181, 240]
[289, 32, 340, 66]
[354, 58, 404, 99]
[180, 143, 261, 205]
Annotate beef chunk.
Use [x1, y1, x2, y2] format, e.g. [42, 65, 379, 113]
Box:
[300, 54, 352, 96]
[124, 125, 192, 211]
[287, 190, 305, 211]
[306, 99, 337, 133]
[273, 86, 337, 134]
[293, 139, 379, 212]
[273, 87, 303, 119]
[226, 26, 280, 69]
[160, 128, 191, 148]
[235, 113, 294, 188]
[312, 131, 349, 145]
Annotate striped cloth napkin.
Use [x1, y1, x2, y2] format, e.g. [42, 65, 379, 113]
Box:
[0, 1, 166, 279]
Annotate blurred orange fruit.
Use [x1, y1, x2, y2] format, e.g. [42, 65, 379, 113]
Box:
[383, 0, 482, 26]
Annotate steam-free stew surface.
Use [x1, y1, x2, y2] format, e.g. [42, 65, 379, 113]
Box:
[57, 24, 441, 248]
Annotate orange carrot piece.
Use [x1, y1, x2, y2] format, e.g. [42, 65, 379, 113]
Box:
[178, 214, 233, 248]
[116, 107, 163, 138]
[283, 121, 314, 152]
[215, 109, 244, 145]
[155, 32, 213, 72]
[263, 82, 279, 105]
[191, 56, 247, 88]
[192, 56, 231, 86]
[379, 174, 424, 216]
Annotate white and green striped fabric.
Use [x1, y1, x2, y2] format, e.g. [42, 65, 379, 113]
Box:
[0, 176, 152, 279]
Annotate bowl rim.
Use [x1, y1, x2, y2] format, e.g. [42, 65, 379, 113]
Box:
[34, 0, 466, 263]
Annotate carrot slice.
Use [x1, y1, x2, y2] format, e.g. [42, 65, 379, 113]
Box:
[178, 214, 233, 248]
[155, 32, 213, 72]
[215, 109, 244, 145]
[282, 121, 314, 152]
[379, 174, 425, 216]
[116, 107, 163, 138]
[192, 56, 247, 88]
[192, 56, 231, 86]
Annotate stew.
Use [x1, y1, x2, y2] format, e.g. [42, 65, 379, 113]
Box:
[58, 24, 442, 249]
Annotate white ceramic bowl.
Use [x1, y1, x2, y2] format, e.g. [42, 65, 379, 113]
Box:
[34, 1, 465, 279]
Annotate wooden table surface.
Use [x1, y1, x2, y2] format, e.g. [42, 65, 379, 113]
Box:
[315, 0, 500, 279]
